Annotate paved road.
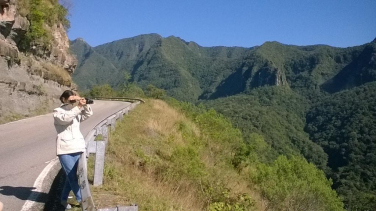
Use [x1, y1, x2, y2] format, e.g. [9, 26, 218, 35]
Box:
[0, 100, 131, 211]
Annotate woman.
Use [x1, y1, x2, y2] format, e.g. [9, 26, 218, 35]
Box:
[53, 90, 93, 209]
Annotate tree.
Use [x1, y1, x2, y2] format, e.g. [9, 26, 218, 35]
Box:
[89, 84, 115, 97]
[146, 84, 165, 99]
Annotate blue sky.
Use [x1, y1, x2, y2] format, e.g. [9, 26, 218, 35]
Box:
[67, 0, 376, 48]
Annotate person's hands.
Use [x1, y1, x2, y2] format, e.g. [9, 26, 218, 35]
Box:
[78, 98, 86, 108]
[68, 95, 81, 101]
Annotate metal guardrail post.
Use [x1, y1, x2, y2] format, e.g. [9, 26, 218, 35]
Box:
[107, 115, 116, 131]
[111, 117, 116, 130]
[88, 140, 97, 154]
[117, 111, 124, 121]
[102, 124, 109, 144]
[78, 151, 96, 211]
[86, 130, 97, 156]
[93, 141, 106, 186]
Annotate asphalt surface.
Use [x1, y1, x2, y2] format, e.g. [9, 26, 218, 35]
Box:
[0, 100, 131, 211]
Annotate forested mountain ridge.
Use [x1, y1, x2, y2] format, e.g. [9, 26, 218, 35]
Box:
[70, 38, 123, 89]
[70, 34, 376, 210]
[71, 34, 375, 102]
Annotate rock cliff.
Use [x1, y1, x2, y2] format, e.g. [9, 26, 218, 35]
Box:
[0, 0, 76, 123]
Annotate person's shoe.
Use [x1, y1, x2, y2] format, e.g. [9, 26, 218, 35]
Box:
[69, 200, 81, 207]
[67, 197, 81, 207]
[61, 201, 72, 210]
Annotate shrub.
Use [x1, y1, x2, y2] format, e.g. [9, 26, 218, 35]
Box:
[89, 84, 115, 98]
[208, 192, 255, 211]
[119, 83, 145, 98]
[146, 84, 165, 99]
[251, 155, 344, 211]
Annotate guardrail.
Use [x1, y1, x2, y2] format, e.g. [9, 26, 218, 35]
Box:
[78, 99, 142, 211]
[93, 97, 145, 103]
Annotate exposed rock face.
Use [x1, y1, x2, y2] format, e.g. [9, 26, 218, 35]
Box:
[50, 23, 77, 73]
[0, 0, 77, 123]
[252, 66, 287, 87]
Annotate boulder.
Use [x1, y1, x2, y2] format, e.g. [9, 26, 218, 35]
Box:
[0, 39, 17, 58]
[9, 15, 29, 44]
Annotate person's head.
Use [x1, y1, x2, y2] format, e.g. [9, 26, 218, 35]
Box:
[59, 90, 76, 104]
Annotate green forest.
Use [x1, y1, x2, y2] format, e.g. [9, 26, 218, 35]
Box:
[71, 34, 376, 210]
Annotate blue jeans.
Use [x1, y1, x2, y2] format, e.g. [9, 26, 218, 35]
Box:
[58, 152, 82, 202]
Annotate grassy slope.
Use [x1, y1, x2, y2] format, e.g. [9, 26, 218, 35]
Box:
[91, 99, 262, 210]
[89, 98, 344, 211]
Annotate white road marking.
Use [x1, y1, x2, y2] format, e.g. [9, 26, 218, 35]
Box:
[20, 157, 59, 211]
[45, 158, 56, 164]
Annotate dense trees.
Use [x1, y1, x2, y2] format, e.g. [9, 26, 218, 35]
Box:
[306, 82, 376, 210]
[204, 86, 328, 169]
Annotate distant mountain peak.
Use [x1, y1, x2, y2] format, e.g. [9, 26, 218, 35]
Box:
[72, 37, 86, 42]
[70, 38, 91, 47]
[373, 37, 376, 43]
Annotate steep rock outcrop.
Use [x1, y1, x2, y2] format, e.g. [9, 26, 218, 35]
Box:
[0, 0, 76, 123]
[322, 42, 376, 93]
[251, 66, 287, 87]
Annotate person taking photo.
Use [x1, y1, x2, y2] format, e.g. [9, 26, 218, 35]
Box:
[53, 90, 93, 209]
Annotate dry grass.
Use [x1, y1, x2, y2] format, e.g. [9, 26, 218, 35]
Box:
[90, 99, 265, 211]
[17, 0, 31, 16]
[0, 102, 52, 125]
[22, 55, 72, 86]
[40, 62, 72, 86]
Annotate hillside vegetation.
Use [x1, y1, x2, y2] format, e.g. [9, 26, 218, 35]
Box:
[72, 35, 376, 209]
[204, 83, 376, 210]
[18, 0, 70, 50]
[91, 99, 343, 211]
[306, 82, 376, 208]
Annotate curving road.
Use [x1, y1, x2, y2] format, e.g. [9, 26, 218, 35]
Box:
[0, 100, 131, 211]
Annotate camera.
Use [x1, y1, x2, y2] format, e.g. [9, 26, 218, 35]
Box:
[85, 98, 94, 104]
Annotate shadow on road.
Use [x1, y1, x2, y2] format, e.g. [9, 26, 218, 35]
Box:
[0, 186, 48, 202]
[43, 168, 66, 211]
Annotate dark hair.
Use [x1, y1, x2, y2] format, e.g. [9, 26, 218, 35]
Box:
[60, 90, 75, 103]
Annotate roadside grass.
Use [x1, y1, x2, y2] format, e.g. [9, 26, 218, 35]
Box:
[0, 104, 51, 125]
[0, 113, 25, 124]
[90, 99, 263, 211]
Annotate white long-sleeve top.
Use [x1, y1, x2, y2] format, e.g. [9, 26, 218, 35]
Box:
[53, 104, 93, 155]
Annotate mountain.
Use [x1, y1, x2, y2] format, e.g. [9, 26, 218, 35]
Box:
[71, 35, 375, 102]
[70, 38, 123, 90]
[70, 34, 376, 210]
[71, 34, 252, 101]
